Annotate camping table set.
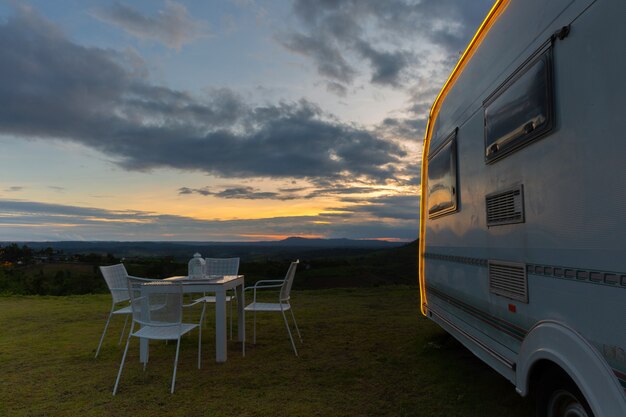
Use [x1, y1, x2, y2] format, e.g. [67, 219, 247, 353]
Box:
[139, 274, 245, 363]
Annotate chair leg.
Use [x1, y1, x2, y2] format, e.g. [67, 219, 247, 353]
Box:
[202, 293, 208, 328]
[144, 340, 150, 370]
[96, 308, 114, 358]
[113, 323, 133, 395]
[289, 308, 302, 343]
[198, 322, 202, 369]
[200, 302, 207, 328]
[118, 315, 129, 345]
[171, 338, 182, 394]
[253, 310, 257, 344]
[281, 309, 298, 356]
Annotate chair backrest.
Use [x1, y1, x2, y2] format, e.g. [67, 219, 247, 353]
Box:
[205, 258, 240, 276]
[280, 260, 299, 303]
[127, 277, 183, 327]
[100, 264, 130, 304]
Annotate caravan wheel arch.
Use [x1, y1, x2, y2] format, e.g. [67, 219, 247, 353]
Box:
[517, 321, 626, 416]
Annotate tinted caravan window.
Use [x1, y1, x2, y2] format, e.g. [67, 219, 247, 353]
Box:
[484, 43, 554, 163]
[428, 130, 458, 218]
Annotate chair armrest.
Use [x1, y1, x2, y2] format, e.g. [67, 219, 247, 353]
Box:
[243, 281, 283, 291]
[127, 275, 160, 280]
[255, 279, 284, 284]
[252, 279, 284, 288]
[244, 283, 283, 291]
[182, 299, 203, 308]
[244, 280, 285, 303]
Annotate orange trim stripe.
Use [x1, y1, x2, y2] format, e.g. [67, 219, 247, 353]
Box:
[418, 0, 510, 316]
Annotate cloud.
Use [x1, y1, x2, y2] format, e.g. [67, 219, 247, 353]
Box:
[0, 199, 417, 241]
[177, 183, 384, 201]
[354, 40, 410, 87]
[338, 194, 419, 220]
[378, 117, 426, 143]
[0, 199, 147, 220]
[325, 81, 348, 97]
[215, 187, 288, 200]
[92, 1, 209, 49]
[178, 186, 298, 200]
[0, 7, 404, 184]
[4, 186, 24, 192]
[280, 0, 493, 90]
[281, 32, 357, 83]
[303, 185, 380, 199]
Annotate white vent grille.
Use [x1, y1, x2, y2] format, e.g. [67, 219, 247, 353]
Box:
[489, 261, 528, 303]
[486, 185, 524, 226]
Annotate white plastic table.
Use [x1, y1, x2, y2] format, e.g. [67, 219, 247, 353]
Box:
[139, 275, 245, 363]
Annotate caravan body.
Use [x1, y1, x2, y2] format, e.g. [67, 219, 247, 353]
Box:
[419, 0, 626, 415]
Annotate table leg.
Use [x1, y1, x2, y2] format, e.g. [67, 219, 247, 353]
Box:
[215, 287, 227, 362]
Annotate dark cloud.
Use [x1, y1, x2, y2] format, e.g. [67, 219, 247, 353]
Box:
[304, 185, 379, 199]
[378, 117, 426, 142]
[397, 164, 422, 187]
[177, 187, 194, 195]
[278, 186, 308, 193]
[92, 1, 208, 49]
[4, 186, 23, 192]
[178, 186, 298, 201]
[0, 7, 404, 184]
[337, 194, 419, 221]
[178, 186, 212, 196]
[354, 40, 409, 87]
[215, 187, 285, 200]
[281, 0, 493, 90]
[48, 186, 66, 192]
[178, 183, 383, 201]
[281, 33, 356, 83]
[325, 81, 348, 97]
[0, 199, 147, 220]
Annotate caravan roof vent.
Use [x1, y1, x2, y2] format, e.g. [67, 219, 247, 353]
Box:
[488, 260, 528, 303]
[486, 185, 524, 226]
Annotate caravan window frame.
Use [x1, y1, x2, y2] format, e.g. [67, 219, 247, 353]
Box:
[483, 41, 555, 163]
[427, 129, 458, 219]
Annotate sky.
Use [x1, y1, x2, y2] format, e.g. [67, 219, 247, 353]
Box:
[0, 0, 493, 242]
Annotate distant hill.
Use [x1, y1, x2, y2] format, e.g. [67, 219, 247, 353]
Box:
[1, 237, 405, 261]
[251, 237, 402, 248]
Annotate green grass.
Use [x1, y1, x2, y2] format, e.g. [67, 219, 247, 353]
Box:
[0, 286, 533, 416]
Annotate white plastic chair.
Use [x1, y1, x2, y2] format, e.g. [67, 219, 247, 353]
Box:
[95, 264, 136, 358]
[192, 258, 240, 338]
[244, 260, 302, 356]
[113, 277, 201, 395]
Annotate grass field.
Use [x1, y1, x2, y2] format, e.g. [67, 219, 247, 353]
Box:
[0, 286, 533, 416]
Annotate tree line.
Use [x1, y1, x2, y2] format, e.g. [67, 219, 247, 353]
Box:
[0, 244, 119, 295]
[0, 242, 418, 296]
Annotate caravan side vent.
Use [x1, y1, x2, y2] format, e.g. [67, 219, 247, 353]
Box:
[486, 185, 524, 226]
[488, 261, 528, 303]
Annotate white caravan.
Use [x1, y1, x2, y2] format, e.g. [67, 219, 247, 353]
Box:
[418, 0, 626, 416]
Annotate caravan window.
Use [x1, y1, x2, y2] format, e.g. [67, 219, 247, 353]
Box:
[484, 43, 554, 163]
[428, 130, 458, 218]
